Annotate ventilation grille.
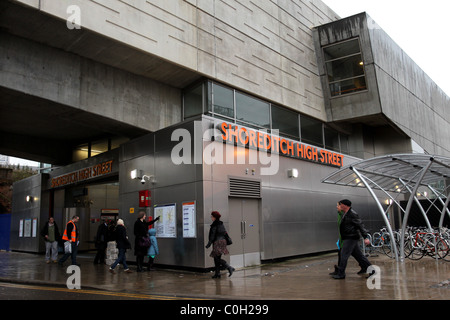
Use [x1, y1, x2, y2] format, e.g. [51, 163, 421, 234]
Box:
[229, 177, 261, 198]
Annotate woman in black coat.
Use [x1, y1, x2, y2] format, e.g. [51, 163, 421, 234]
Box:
[205, 211, 235, 278]
[109, 219, 132, 274]
[134, 211, 159, 272]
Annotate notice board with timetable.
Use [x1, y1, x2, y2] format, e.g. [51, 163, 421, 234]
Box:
[182, 201, 196, 238]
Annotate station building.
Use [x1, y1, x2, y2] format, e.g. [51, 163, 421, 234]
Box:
[2, 0, 449, 269]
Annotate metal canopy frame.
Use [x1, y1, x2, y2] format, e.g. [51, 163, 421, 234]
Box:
[322, 154, 450, 261]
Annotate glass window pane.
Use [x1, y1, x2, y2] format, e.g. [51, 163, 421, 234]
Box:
[323, 38, 367, 97]
[323, 38, 360, 61]
[300, 115, 323, 147]
[184, 83, 203, 119]
[72, 143, 89, 162]
[271, 105, 299, 138]
[91, 139, 109, 157]
[326, 54, 364, 82]
[236, 92, 270, 128]
[212, 84, 234, 118]
[324, 127, 340, 152]
[329, 76, 367, 96]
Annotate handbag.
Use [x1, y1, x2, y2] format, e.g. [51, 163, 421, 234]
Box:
[139, 236, 151, 248]
[224, 232, 232, 245]
[64, 241, 72, 254]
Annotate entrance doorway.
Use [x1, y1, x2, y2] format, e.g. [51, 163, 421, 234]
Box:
[228, 198, 261, 268]
[57, 182, 119, 251]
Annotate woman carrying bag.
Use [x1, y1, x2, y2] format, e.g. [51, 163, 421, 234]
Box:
[205, 211, 235, 278]
[134, 211, 159, 272]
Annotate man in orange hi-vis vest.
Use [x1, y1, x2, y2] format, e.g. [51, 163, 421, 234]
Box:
[58, 216, 80, 266]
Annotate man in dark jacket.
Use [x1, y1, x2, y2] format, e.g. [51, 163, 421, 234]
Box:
[94, 220, 109, 264]
[333, 199, 372, 279]
[40, 217, 61, 263]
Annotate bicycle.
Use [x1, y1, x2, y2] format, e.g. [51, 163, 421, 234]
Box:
[363, 227, 399, 259]
[407, 229, 449, 261]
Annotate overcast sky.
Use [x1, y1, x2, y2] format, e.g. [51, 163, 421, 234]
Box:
[320, 0, 450, 96]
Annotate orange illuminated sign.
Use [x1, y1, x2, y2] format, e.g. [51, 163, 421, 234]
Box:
[219, 122, 344, 167]
[50, 160, 114, 188]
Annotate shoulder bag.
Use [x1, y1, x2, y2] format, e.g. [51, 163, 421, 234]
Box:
[224, 232, 232, 245]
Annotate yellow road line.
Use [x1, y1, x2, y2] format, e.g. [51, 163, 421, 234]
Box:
[0, 282, 206, 300]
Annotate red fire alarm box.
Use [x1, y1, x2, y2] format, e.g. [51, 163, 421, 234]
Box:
[139, 190, 151, 207]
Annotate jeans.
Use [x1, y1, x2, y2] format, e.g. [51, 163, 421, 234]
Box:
[337, 238, 371, 276]
[45, 241, 58, 261]
[111, 248, 129, 270]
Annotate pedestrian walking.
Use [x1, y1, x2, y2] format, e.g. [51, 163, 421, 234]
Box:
[109, 219, 132, 274]
[40, 217, 61, 263]
[146, 228, 159, 271]
[94, 219, 109, 264]
[58, 216, 80, 266]
[332, 199, 372, 279]
[134, 211, 159, 272]
[205, 211, 234, 279]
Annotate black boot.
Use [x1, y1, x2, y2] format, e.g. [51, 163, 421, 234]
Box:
[136, 256, 144, 272]
[212, 268, 221, 278]
[226, 264, 235, 277]
[329, 265, 338, 275]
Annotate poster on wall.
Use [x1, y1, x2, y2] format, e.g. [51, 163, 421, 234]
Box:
[19, 219, 23, 237]
[24, 218, 31, 237]
[154, 203, 176, 238]
[182, 201, 196, 238]
[32, 218, 38, 237]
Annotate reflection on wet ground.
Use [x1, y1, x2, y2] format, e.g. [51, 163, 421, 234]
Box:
[0, 251, 448, 300]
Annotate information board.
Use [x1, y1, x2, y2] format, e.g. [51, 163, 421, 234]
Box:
[182, 201, 196, 238]
[154, 203, 176, 238]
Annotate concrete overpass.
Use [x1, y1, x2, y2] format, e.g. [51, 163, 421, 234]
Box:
[0, 0, 201, 164]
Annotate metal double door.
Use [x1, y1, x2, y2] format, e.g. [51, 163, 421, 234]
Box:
[228, 198, 261, 268]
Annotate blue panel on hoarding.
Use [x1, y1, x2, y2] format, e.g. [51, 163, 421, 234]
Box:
[0, 214, 11, 250]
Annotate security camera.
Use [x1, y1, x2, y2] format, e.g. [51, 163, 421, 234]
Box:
[140, 177, 146, 184]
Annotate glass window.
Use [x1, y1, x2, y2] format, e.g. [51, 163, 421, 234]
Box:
[323, 38, 367, 97]
[324, 126, 340, 152]
[72, 143, 89, 162]
[323, 38, 360, 60]
[91, 139, 109, 157]
[271, 105, 299, 139]
[300, 115, 323, 147]
[183, 83, 203, 119]
[325, 55, 365, 82]
[211, 83, 234, 118]
[236, 92, 270, 128]
[328, 77, 366, 97]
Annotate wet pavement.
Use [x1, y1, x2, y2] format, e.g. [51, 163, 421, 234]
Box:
[0, 250, 449, 300]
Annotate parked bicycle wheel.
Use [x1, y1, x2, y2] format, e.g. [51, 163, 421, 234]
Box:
[423, 234, 442, 259]
[402, 237, 414, 259]
[442, 241, 450, 262]
[371, 232, 383, 248]
[435, 238, 449, 260]
[382, 233, 396, 259]
[406, 238, 424, 260]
